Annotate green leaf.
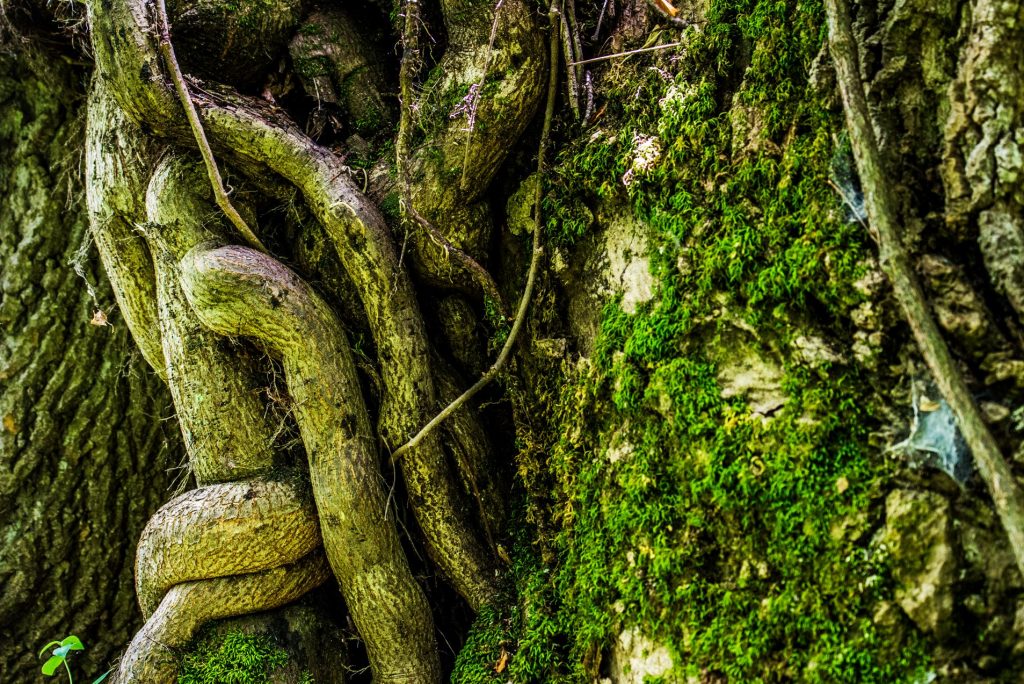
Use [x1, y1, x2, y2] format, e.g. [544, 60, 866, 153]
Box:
[38, 641, 62, 659]
[54, 645, 72, 659]
[42, 655, 65, 676]
[61, 636, 85, 651]
[92, 669, 112, 684]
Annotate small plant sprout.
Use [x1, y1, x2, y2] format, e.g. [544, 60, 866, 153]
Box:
[38, 635, 111, 684]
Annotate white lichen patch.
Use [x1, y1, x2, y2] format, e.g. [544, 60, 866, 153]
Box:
[621, 133, 662, 188]
[603, 213, 655, 314]
[605, 424, 634, 463]
[658, 81, 700, 124]
[709, 326, 787, 417]
[601, 627, 677, 684]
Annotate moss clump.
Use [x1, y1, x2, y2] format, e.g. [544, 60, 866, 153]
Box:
[456, 0, 934, 680]
[292, 56, 330, 80]
[178, 630, 289, 684]
[378, 191, 401, 223]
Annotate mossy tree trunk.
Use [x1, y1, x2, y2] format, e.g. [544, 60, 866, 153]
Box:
[0, 52, 180, 679]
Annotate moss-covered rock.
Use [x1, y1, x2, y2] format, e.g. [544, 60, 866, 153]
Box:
[883, 489, 956, 637]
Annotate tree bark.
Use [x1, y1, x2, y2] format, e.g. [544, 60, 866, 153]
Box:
[0, 52, 180, 679]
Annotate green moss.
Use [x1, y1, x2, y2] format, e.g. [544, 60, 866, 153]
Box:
[178, 630, 289, 684]
[292, 56, 330, 79]
[459, 0, 933, 680]
[379, 191, 401, 223]
[226, 0, 279, 30]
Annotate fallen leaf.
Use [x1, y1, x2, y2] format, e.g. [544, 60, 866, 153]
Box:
[836, 476, 849, 494]
[652, 0, 679, 17]
[495, 648, 509, 674]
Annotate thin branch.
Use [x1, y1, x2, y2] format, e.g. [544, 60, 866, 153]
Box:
[567, 41, 683, 66]
[396, 0, 506, 316]
[562, 0, 582, 119]
[826, 0, 1024, 578]
[154, 0, 267, 253]
[591, 0, 612, 41]
[391, 0, 561, 463]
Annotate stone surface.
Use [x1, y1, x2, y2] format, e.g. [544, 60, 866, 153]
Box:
[978, 205, 1024, 322]
[603, 627, 678, 684]
[602, 213, 656, 315]
[562, 208, 655, 354]
[919, 254, 1008, 358]
[708, 326, 787, 417]
[884, 489, 957, 636]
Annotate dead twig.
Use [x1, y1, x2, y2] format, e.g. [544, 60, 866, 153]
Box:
[826, 0, 1024, 578]
[154, 0, 267, 253]
[562, 0, 583, 120]
[567, 41, 683, 66]
[391, 0, 560, 463]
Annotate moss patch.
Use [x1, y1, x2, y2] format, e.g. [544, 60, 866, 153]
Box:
[456, 0, 933, 680]
[178, 630, 290, 684]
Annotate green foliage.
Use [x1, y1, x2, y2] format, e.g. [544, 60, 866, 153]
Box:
[484, 295, 511, 352]
[292, 56, 331, 79]
[178, 630, 289, 684]
[38, 636, 110, 684]
[462, 0, 934, 680]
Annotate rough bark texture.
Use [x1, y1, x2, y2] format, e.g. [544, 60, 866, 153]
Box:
[0, 53, 179, 679]
[180, 243, 441, 682]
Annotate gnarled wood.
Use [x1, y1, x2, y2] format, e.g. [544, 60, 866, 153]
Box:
[115, 553, 329, 683]
[134, 478, 321, 618]
[180, 244, 441, 681]
[146, 154, 279, 484]
[86, 0, 500, 607]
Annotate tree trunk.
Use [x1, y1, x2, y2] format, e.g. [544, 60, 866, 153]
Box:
[0, 52, 180, 679]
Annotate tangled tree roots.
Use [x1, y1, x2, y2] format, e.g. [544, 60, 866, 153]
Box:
[134, 479, 324, 619]
[78, 0, 547, 676]
[120, 505, 329, 681]
[179, 243, 441, 681]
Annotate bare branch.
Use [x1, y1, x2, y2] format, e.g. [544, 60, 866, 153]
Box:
[154, 0, 267, 253]
[567, 41, 683, 67]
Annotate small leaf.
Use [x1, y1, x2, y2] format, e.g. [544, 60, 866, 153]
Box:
[54, 645, 72, 659]
[39, 641, 62, 658]
[42, 655, 65, 676]
[92, 669, 113, 684]
[494, 647, 510, 673]
[61, 636, 85, 651]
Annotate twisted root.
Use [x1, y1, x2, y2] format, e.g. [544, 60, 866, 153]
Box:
[178, 244, 440, 681]
[87, 0, 502, 606]
[134, 478, 322, 618]
[104, 151, 441, 682]
[117, 552, 330, 682]
[118, 441, 326, 680]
